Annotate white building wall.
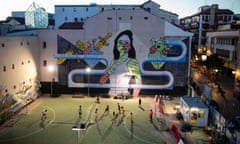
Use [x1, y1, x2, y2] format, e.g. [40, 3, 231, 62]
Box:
[0, 36, 39, 94]
[206, 30, 239, 61]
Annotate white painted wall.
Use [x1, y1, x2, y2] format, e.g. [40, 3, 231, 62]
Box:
[0, 36, 39, 94]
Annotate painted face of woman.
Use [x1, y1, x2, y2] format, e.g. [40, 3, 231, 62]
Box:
[118, 35, 131, 53]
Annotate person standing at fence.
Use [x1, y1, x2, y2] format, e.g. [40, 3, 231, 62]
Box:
[149, 109, 153, 122]
[96, 96, 100, 103]
[138, 98, 142, 107]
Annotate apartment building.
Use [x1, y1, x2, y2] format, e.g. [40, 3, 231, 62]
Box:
[179, 4, 234, 55]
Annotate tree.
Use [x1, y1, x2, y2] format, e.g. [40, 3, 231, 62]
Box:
[203, 54, 224, 81]
[203, 54, 224, 70]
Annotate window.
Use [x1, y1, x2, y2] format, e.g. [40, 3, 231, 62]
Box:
[62, 8, 65, 12]
[1, 43, 4, 48]
[130, 16, 133, 20]
[3, 66, 6, 72]
[21, 61, 24, 65]
[42, 41, 46, 48]
[12, 64, 14, 69]
[107, 17, 112, 20]
[198, 110, 205, 118]
[28, 60, 31, 63]
[218, 16, 223, 21]
[144, 17, 148, 20]
[65, 17, 68, 21]
[86, 8, 88, 12]
[191, 111, 197, 120]
[20, 42, 23, 46]
[43, 60, 47, 66]
[119, 17, 122, 20]
[216, 49, 230, 58]
[27, 41, 30, 45]
[224, 16, 228, 22]
[74, 8, 76, 12]
[146, 8, 151, 13]
[74, 17, 78, 22]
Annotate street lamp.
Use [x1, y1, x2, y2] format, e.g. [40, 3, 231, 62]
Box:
[86, 67, 91, 97]
[215, 69, 219, 83]
[48, 65, 55, 97]
[201, 54, 207, 62]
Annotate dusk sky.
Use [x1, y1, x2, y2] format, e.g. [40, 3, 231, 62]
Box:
[0, 0, 239, 20]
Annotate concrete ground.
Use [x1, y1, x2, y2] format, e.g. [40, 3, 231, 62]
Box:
[0, 95, 209, 144]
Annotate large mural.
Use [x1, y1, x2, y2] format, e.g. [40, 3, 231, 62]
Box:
[55, 30, 188, 97]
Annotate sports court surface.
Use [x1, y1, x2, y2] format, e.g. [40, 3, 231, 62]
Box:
[0, 95, 208, 144]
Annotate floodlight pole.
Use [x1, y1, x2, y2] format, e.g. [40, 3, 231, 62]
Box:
[88, 73, 89, 97]
[48, 65, 55, 97]
[86, 67, 91, 97]
[50, 78, 53, 96]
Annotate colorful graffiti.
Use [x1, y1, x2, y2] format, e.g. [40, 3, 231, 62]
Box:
[76, 32, 112, 55]
[55, 30, 188, 96]
[0, 76, 41, 121]
[148, 38, 170, 70]
[57, 32, 112, 65]
[99, 30, 141, 96]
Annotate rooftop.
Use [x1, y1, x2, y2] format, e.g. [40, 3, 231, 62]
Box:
[181, 96, 208, 109]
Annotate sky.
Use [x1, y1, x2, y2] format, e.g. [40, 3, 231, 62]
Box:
[0, 0, 240, 20]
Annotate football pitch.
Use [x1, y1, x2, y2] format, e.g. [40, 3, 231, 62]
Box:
[0, 95, 176, 144]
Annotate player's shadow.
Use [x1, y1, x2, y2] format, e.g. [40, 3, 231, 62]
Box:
[130, 123, 134, 139]
[74, 117, 81, 126]
[40, 120, 45, 128]
[98, 112, 109, 121]
[139, 106, 145, 111]
[117, 115, 125, 127]
[96, 123, 103, 136]
[101, 123, 113, 141]
[151, 121, 160, 131]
